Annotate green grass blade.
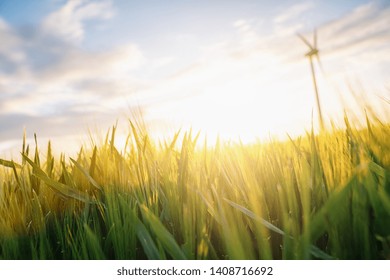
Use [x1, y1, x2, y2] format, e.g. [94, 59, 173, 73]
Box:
[22, 154, 92, 203]
[0, 159, 22, 169]
[140, 205, 187, 260]
[70, 158, 102, 191]
[225, 198, 285, 235]
[310, 174, 357, 241]
[135, 217, 161, 259]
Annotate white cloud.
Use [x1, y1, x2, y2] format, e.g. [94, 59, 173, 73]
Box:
[0, 17, 26, 63]
[272, 1, 314, 36]
[41, 0, 114, 44]
[38, 43, 144, 84]
[319, 3, 390, 59]
[274, 1, 314, 24]
[0, 0, 144, 147]
[233, 19, 252, 32]
[0, 42, 144, 118]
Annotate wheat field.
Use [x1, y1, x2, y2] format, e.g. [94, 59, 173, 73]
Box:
[0, 116, 389, 260]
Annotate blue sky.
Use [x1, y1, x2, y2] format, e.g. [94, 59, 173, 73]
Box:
[0, 0, 389, 156]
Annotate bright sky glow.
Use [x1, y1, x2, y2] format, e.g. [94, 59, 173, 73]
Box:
[0, 0, 389, 156]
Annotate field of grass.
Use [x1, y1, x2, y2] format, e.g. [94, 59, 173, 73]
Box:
[0, 117, 390, 260]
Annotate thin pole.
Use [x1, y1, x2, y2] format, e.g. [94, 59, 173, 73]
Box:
[309, 56, 324, 131]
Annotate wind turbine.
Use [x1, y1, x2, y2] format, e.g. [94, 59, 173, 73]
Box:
[298, 30, 325, 131]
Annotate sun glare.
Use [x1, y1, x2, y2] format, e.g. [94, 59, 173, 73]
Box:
[140, 51, 317, 144]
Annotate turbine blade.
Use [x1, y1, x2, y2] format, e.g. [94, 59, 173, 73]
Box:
[313, 29, 317, 49]
[297, 33, 313, 49]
